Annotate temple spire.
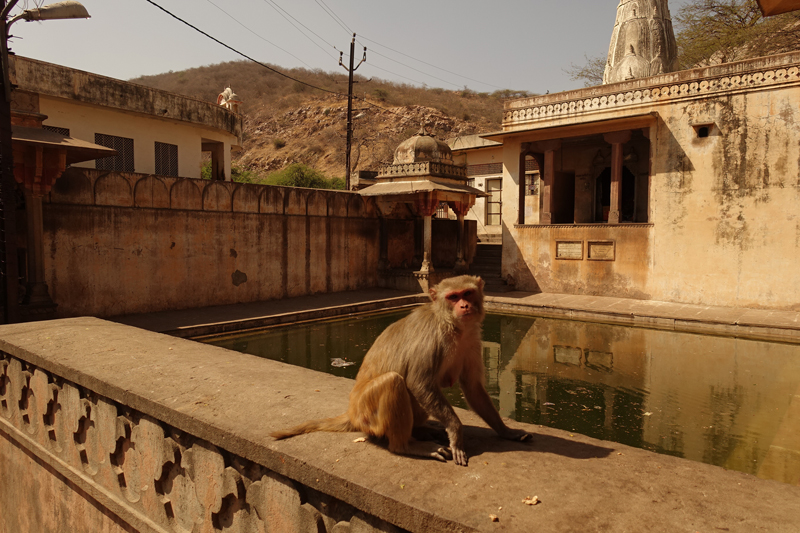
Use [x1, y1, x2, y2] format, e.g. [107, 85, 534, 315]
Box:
[603, 0, 678, 84]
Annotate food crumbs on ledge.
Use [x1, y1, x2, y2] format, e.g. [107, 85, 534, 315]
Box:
[353, 437, 367, 443]
[522, 496, 540, 506]
[489, 514, 499, 522]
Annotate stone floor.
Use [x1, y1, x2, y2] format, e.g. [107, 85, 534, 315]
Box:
[113, 288, 800, 344]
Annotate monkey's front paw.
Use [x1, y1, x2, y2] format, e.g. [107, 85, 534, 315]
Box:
[452, 446, 468, 466]
[499, 428, 532, 442]
[431, 447, 453, 462]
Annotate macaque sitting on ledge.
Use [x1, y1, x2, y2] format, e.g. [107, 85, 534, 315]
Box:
[271, 275, 530, 466]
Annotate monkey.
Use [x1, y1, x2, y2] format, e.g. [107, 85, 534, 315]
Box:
[271, 274, 530, 466]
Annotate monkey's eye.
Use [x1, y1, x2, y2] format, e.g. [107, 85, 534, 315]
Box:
[462, 290, 473, 298]
[446, 293, 460, 302]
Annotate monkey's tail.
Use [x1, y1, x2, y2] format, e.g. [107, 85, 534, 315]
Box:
[270, 413, 354, 440]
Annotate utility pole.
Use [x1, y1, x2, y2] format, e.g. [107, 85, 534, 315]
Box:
[339, 33, 365, 190]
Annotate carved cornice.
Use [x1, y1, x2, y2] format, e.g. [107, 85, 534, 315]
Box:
[504, 56, 800, 127]
[377, 161, 468, 180]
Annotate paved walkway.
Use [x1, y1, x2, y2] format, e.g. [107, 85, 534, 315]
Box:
[113, 288, 800, 343]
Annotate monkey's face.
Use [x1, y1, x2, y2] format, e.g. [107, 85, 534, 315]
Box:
[444, 289, 483, 322]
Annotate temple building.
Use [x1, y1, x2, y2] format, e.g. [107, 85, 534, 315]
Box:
[468, 52, 800, 310]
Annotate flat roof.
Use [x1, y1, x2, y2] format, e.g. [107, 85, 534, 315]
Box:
[481, 112, 659, 143]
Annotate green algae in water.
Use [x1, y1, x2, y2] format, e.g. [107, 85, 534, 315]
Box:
[205, 310, 800, 486]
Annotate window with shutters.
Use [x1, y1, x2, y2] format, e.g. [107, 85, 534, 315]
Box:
[155, 142, 179, 177]
[94, 133, 134, 172]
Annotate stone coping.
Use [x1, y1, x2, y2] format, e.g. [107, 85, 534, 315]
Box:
[485, 292, 800, 344]
[113, 290, 428, 338]
[1, 317, 799, 532]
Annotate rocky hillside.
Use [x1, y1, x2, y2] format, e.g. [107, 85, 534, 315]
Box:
[131, 60, 526, 179]
[238, 97, 495, 178]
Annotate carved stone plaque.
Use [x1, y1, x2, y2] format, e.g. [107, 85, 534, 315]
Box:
[588, 241, 616, 261]
[556, 241, 583, 260]
[586, 350, 613, 370]
[554, 346, 582, 366]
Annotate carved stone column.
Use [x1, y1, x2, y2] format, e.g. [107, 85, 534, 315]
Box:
[12, 143, 66, 314]
[603, 130, 632, 224]
[415, 195, 439, 273]
[451, 201, 470, 271]
[538, 140, 561, 225]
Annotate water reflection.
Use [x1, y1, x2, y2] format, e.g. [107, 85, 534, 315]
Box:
[206, 310, 800, 486]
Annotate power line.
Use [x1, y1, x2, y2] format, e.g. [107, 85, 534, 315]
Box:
[202, 0, 314, 69]
[362, 61, 428, 87]
[260, 0, 338, 60]
[367, 48, 462, 89]
[359, 35, 509, 91]
[314, 0, 352, 36]
[142, 0, 345, 97]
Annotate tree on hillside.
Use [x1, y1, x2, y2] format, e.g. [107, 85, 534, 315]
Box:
[566, 0, 800, 86]
[676, 0, 800, 68]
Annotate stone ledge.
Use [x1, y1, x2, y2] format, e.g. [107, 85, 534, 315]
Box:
[1, 317, 799, 532]
[486, 297, 800, 345]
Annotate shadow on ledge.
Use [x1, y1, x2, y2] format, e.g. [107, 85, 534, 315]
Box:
[463, 425, 615, 460]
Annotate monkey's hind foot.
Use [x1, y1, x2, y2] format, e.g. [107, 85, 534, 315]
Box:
[401, 440, 453, 462]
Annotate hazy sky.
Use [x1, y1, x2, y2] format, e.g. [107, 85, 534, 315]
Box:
[8, 0, 690, 95]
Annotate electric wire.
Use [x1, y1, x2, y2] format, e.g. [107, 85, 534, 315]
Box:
[260, 0, 338, 60]
[358, 35, 509, 91]
[314, 0, 352, 36]
[367, 48, 462, 89]
[142, 0, 345, 97]
[202, 0, 314, 69]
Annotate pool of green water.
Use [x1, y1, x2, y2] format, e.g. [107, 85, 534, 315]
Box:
[204, 309, 800, 486]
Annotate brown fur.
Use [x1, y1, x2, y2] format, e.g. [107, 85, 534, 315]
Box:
[270, 275, 529, 465]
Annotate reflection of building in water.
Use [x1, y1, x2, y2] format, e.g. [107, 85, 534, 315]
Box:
[490, 315, 800, 485]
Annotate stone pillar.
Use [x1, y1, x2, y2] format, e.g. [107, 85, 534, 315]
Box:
[22, 192, 53, 307]
[538, 140, 561, 225]
[415, 196, 439, 274]
[12, 144, 65, 316]
[518, 150, 527, 225]
[603, 131, 631, 224]
[451, 201, 471, 272]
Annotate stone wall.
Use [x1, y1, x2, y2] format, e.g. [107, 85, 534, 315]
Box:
[41, 169, 382, 317]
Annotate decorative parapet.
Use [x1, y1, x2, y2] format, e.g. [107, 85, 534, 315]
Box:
[377, 161, 467, 180]
[45, 168, 378, 218]
[2, 318, 800, 532]
[0, 318, 419, 533]
[503, 52, 800, 128]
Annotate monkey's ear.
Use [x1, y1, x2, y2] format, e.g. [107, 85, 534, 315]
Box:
[428, 287, 438, 301]
[476, 277, 485, 291]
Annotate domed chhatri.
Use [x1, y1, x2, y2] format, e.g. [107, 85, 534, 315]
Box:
[393, 126, 454, 164]
[359, 125, 485, 277]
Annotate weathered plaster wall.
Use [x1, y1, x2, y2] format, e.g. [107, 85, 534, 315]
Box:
[648, 87, 800, 308]
[42, 169, 381, 317]
[508, 224, 652, 298]
[501, 53, 800, 310]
